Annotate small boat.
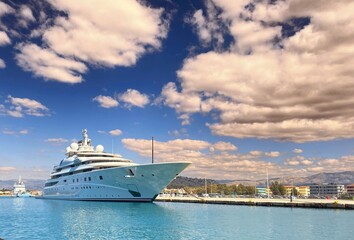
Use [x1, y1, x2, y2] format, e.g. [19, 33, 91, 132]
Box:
[13, 176, 31, 197]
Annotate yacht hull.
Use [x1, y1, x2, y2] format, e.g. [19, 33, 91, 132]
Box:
[38, 162, 189, 202]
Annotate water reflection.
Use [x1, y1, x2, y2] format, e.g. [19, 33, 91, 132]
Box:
[44, 201, 187, 239]
[2, 198, 354, 240]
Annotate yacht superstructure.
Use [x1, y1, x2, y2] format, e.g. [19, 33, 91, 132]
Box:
[39, 129, 190, 202]
[13, 176, 26, 195]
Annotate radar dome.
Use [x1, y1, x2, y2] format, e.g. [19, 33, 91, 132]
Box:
[96, 145, 104, 152]
[66, 147, 71, 153]
[70, 142, 79, 151]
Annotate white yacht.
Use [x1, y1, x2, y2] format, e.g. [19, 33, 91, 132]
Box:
[39, 129, 190, 202]
[13, 176, 26, 195]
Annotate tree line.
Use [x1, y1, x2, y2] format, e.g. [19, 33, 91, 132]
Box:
[170, 181, 298, 196]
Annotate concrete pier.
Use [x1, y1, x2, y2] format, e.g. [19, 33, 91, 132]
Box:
[155, 196, 354, 209]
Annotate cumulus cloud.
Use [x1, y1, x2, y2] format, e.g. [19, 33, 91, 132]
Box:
[122, 138, 287, 179]
[109, 129, 122, 136]
[118, 89, 149, 108]
[188, 0, 224, 47]
[18, 5, 36, 28]
[1, 95, 50, 118]
[94, 89, 150, 110]
[14, 0, 168, 83]
[0, 31, 10, 45]
[285, 156, 313, 166]
[0, 1, 14, 69]
[93, 95, 119, 108]
[122, 137, 354, 179]
[15, 43, 87, 83]
[265, 152, 280, 158]
[212, 141, 237, 152]
[161, 0, 354, 142]
[0, 58, 4, 68]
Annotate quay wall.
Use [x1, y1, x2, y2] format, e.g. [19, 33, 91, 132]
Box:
[155, 196, 354, 210]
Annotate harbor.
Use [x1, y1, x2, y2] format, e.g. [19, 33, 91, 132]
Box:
[156, 195, 354, 209]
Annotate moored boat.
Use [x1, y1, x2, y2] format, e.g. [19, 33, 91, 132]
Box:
[38, 129, 190, 202]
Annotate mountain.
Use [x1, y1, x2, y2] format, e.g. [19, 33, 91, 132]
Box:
[168, 176, 218, 188]
[169, 171, 354, 189]
[301, 171, 354, 185]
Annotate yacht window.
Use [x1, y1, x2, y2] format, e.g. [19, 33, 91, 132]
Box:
[84, 177, 87, 181]
[99, 176, 103, 180]
[88, 177, 91, 181]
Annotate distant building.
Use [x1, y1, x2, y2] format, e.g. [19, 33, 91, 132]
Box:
[284, 186, 295, 196]
[0, 190, 12, 195]
[309, 183, 344, 196]
[257, 187, 272, 196]
[283, 186, 310, 197]
[297, 186, 310, 197]
[346, 184, 354, 195]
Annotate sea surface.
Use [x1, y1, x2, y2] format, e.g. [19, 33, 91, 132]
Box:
[0, 197, 353, 240]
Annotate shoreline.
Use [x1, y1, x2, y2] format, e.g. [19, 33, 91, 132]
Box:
[155, 196, 354, 209]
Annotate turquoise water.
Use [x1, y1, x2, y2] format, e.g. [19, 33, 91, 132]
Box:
[0, 198, 353, 239]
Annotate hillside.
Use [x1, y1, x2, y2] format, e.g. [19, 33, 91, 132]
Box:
[169, 171, 354, 188]
[167, 176, 218, 188]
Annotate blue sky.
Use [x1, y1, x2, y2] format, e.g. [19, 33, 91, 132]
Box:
[1, 0, 354, 181]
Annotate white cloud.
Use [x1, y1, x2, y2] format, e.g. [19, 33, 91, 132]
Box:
[93, 95, 119, 108]
[17, 5, 36, 28]
[0, 166, 16, 171]
[19, 5, 35, 22]
[188, 0, 224, 47]
[0, 31, 10, 46]
[109, 129, 122, 136]
[122, 137, 283, 179]
[15, 43, 87, 83]
[265, 152, 280, 158]
[0, 2, 14, 16]
[19, 129, 29, 135]
[160, 82, 201, 125]
[0, 2, 13, 69]
[122, 137, 354, 179]
[212, 141, 237, 152]
[14, 0, 168, 83]
[2, 129, 29, 135]
[0, 58, 5, 68]
[45, 138, 68, 145]
[2, 130, 16, 135]
[285, 156, 313, 166]
[118, 89, 149, 108]
[293, 149, 303, 154]
[162, 0, 354, 142]
[2, 95, 50, 118]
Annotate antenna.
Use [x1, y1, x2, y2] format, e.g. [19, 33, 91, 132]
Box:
[152, 137, 154, 164]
